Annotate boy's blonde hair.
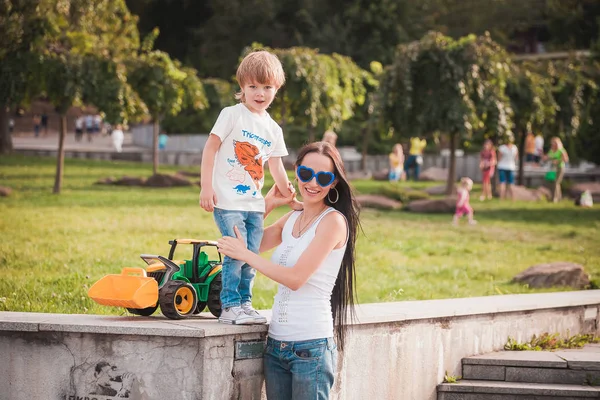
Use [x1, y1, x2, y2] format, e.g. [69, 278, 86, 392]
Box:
[460, 177, 473, 191]
[236, 51, 285, 102]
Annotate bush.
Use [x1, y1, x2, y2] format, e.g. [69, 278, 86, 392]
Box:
[379, 184, 430, 203]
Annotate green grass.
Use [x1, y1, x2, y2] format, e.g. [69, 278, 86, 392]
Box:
[1, 154, 599, 316]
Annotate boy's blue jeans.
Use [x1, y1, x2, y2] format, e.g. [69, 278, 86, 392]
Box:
[213, 208, 264, 309]
[264, 337, 337, 400]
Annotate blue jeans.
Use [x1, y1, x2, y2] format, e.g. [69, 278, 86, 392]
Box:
[404, 155, 421, 181]
[264, 337, 337, 400]
[213, 208, 264, 309]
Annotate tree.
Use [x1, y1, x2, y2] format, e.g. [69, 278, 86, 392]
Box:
[380, 32, 514, 194]
[38, 0, 142, 193]
[506, 62, 557, 185]
[0, 0, 50, 154]
[128, 36, 208, 174]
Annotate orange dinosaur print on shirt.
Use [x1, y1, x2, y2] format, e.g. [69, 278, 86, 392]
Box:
[233, 140, 264, 189]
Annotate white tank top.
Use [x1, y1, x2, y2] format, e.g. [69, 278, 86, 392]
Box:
[269, 207, 347, 341]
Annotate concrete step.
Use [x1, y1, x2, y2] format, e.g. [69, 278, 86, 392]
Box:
[462, 347, 600, 385]
[437, 380, 600, 399]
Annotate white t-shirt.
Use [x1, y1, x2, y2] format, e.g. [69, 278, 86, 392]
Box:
[534, 135, 544, 156]
[269, 208, 347, 342]
[497, 144, 518, 171]
[210, 103, 288, 212]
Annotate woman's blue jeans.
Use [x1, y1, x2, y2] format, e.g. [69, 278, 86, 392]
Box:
[213, 208, 264, 309]
[264, 337, 337, 400]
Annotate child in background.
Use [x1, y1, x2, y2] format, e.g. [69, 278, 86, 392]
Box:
[479, 139, 496, 200]
[200, 50, 299, 325]
[388, 143, 405, 182]
[453, 177, 477, 226]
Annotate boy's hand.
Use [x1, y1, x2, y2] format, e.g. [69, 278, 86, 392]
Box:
[286, 181, 303, 211]
[199, 187, 218, 212]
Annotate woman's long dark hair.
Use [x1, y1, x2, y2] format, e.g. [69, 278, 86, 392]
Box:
[295, 142, 360, 351]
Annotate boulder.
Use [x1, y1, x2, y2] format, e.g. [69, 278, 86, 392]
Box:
[356, 195, 402, 210]
[419, 167, 448, 182]
[95, 177, 116, 185]
[535, 186, 552, 201]
[177, 170, 200, 178]
[570, 182, 600, 203]
[512, 262, 590, 289]
[145, 174, 192, 188]
[425, 184, 447, 196]
[406, 196, 457, 213]
[511, 185, 543, 201]
[113, 176, 146, 186]
[371, 170, 389, 181]
[0, 186, 12, 197]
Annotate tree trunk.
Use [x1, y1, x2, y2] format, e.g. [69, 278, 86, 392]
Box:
[53, 114, 67, 194]
[153, 119, 159, 175]
[0, 105, 12, 154]
[360, 124, 372, 172]
[517, 128, 526, 186]
[445, 132, 457, 195]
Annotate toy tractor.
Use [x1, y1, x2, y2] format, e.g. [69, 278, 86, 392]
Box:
[88, 239, 222, 319]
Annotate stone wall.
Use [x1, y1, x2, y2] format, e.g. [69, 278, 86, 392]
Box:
[1, 291, 599, 400]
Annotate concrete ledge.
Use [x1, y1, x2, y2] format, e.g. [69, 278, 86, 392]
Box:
[3, 291, 599, 336]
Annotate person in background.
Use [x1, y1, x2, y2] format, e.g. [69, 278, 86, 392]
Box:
[41, 113, 48, 136]
[111, 124, 124, 153]
[404, 136, 426, 181]
[496, 137, 518, 200]
[543, 136, 569, 203]
[525, 131, 536, 164]
[322, 130, 338, 147]
[85, 114, 94, 142]
[534, 132, 544, 164]
[158, 130, 169, 150]
[479, 139, 496, 201]
[75, 116, 84, 142]
[453, 177, 476, 226]
[33, 114, 41, 137]
[388, 143, 405, 182]
[8, 118, 14, 134]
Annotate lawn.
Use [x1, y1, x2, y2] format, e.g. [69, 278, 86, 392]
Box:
[1, 154, 599, 316]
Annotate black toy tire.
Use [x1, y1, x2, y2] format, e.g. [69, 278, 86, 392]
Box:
[207, 272, 222, 318]
[127, 303, 158, 316]
[159, 281, 197, 320]
[193, 301, 207, 314]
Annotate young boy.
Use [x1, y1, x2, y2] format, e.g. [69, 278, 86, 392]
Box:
[200, 50, 295, 325]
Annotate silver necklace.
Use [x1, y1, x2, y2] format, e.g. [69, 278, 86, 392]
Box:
[296, 208, 326, 236]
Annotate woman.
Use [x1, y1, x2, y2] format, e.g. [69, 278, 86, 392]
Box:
[543, 137, 569, 203]
[479, 139, 496, 201]
[388, 143, 405, 182]
[496, 137, 518, 200]
[217, 142, 359, 400]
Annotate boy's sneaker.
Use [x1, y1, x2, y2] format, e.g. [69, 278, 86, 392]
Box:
[218, 306, 255, 325]
[241, 302, 267, 324]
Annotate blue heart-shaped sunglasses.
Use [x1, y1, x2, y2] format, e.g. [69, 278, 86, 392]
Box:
[296, 165, 335, 187]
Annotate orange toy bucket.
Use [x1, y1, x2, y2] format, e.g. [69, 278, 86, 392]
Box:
[88, 267, 159, 309]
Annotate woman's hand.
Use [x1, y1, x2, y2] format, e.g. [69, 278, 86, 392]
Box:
[217, 226, 252, 262]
